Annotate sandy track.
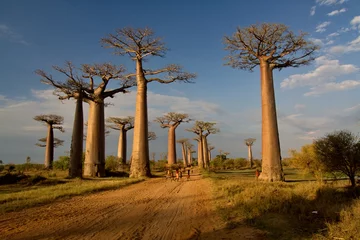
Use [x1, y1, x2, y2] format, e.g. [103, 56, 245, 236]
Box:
[0, 172, 264, 240]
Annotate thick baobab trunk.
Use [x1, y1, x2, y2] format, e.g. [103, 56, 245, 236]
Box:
[44, 124, 54, 169]
[130, 60, 151, 178]
[187, 148, 192, 166]
[197, 139, 204, 168]
[202, 136, 209, 169]
[258, 60, 283, 181]
[69, 96, 83, 178]
[167, 126, 177, 165]
[208, 150, 212, 162]
[181, 143, 187, 167]
[117, 127, 127, 165]
[84, 101, 106, 177]
[248, 145, 253, 169]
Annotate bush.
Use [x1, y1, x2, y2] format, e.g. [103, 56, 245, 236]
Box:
[233, 158, 248, 169]
[223, 159, 234, 169]
[53, 156, 70, 170]
[16, 163, 44, 172]
[105, 155, 120, 171]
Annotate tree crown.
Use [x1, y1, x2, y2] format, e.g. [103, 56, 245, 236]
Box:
[245, 138, 256, 146]
[36, 137, 64, 148]
[34, 114, 64, 132]
[224, 23, 319, 71]
[154, 112, 191, 128]
[186, 121, 219, 136]
[106, 116, 135, 131]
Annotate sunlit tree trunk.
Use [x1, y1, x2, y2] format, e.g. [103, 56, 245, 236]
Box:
[69, 96, 83, 178]
[84, 101, 105, 177]
[117, 127, 127, 165]
[202, 136, 209, 168]
[167, 126, 177, 165]
[130, 60, 151, 177]
[197, 138, 204, 168]
[248, 145, 253, 169]
[181, 143, 187, 166]
[44, 124, 54, 169]
[258, 60, 283, 181]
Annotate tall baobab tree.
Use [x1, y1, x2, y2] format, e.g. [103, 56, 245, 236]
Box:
[102, 27, 196, 178]
[244, 138, 256, 168]
[193, 137, 203, 168]
[224, 23, 318, 181]
[34, 114, 64, 169]
[177, 138, 189, 167]
[106, 116, 134, 165]
[36, 62, 88, 178]
[201, 122, 219, 168]
[208, 145, 215, 161]
[155, 112, 191, 165]
[81, 63, 134, 177]
[186, 142, 194, 166]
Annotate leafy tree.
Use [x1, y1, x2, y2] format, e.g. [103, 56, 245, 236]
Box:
[289, 144, 326, 182]
[105, 155, 119, 171]
[102, 27, 196, 178]
[106, 116, 134, 164]
[53, 156, 70, 170]
[224, 23, 318, 181]
[245, 138, 256, 168]
[34, 114, 64, 169]
[314, 130, 360, 187]
[155, 112, 191, 165]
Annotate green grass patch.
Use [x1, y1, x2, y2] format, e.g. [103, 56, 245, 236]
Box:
[0, 177, 144, 213]
[208, 168, 360, 240]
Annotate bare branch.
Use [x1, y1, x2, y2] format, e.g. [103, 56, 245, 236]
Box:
[148, 131, 157, 141]
[154, 112, 191, 128]
[36, 137, 64, 148]
[244, 138, 256, 146]
[106, 116, 135, 131]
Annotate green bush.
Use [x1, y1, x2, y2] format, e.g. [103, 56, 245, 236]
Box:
[105, 155, 120, 171]
[233, 158, 248, 169]
[16, 163, 43, 172]
[53, 156, 70, 170]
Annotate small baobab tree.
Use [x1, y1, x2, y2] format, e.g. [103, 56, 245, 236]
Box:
[177, 138, 189, 167]
[36, 62, 88, 178]
[148, 131, 157, 141]
[34, 114, 64, 169]
[102, 27, 196, 178]
[244, 138, 256, 168]
[208, 145, 215, 161]
[81, 63, 134, 177]
[155, 112, 191, 165]
[187, 121, 219, 168]
[224, 23, 318, 181]
[186, 143, 194, 166]
[106, 116, 134, 165]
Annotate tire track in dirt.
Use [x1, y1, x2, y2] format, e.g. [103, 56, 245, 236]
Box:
[0, 172, 265, 240]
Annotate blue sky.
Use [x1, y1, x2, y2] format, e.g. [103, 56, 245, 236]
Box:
[1, 0, 360, 164]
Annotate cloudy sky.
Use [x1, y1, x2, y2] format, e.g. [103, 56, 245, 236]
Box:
[1, 0, 360, 164]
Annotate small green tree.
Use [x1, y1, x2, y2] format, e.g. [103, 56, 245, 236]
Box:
[53, 156, 70, 170]
[314, 130, 360, 187]
[289, 144, 326, 182]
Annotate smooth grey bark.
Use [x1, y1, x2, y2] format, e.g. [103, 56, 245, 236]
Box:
[258, 60, 283, 181]
[248, 145, 253, 168]
[44, 124, 54, 169]
[130, 60, 151, 177]
[167, 126, 177, 165]
[69, 96, 83, 178]
[84, 101, 106, 177]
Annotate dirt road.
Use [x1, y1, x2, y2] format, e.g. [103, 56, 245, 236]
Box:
[0, 172, 264, 240]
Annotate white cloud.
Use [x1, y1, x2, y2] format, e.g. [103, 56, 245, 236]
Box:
[281, 56, 358, 89]
[294, 104, 306, 111]
[327, 32, 340, 38]
[344, 104, 360, 112]
[329, 36, 360, 54]
[304, 80, 360, 96]
[0, 23, 29, 45]
[327, 8, 347, 16]
[350, 16, 360, 30]
[310, 6, 316, 16]
[316, 21, 331, 33]
[316, 0, 346, 5]
[309, 38, 324, 46]
[325, 40, 334, 45]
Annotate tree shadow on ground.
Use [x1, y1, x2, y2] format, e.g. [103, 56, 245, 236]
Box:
[221, 185, 360, 240]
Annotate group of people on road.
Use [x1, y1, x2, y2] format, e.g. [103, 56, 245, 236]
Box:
[166, 167, 191, 181]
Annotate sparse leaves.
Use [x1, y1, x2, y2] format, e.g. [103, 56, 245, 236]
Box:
[34, 114, 64, 127]
[186, 121, 219, 136]
[224, 23, 319, 71]
[154, 112, 192, 128]
[245, 138, 256, 146]
[106, 116, 135, 131]
[36, 137, 64, 148]
[148, 131, 157, 141]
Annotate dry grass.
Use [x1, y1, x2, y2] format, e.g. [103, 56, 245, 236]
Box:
[0, 176, 143, 213]
[207, 168, 360, 240]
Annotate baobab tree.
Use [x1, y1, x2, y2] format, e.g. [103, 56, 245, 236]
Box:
[36, 62, 88, 178]
[81, 63, 134, 177]
[187, 121, 219, 168]
[201, 122, 219, 168]
[106, 116, 134, 165]
[224, 23, 318, 181]
[177, 138, 189, 166]
[208, 145, 215, 161]
[186, 143, 194, 166]
[148, 131, 157, 141]
[102, 27, 196, 178]
[34, 114, 64, 169]
[244, 138, 256, 168]
[155, 112, 191, 165]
